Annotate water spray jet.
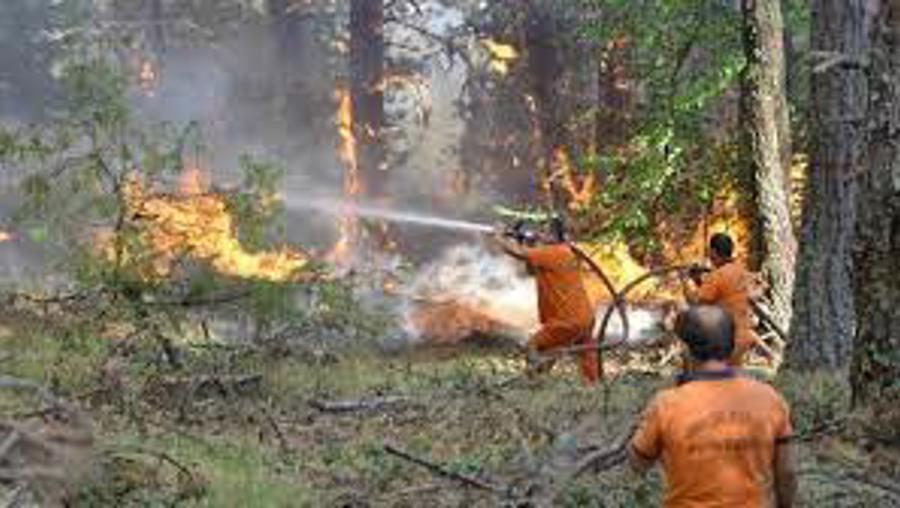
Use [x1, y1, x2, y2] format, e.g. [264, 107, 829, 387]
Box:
[289, 199, 496, 234]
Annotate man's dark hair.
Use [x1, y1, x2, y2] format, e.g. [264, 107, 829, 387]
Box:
[674, 305, 734, 362]
[709, 233, 734, 259]
[548, 216, 567, 243]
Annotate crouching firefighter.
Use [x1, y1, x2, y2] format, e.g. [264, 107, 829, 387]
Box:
[488, 217, 599, 384]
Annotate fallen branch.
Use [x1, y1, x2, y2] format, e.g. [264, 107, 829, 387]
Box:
[383, 443, 505, 493]
[102, 445, 195, 479]
[261, 407, 291, 454]
[567, 425, 637, 480]
[309, 396, 412, 414]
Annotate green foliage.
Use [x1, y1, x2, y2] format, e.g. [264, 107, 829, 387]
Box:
[0, 55, 340, 346]
[581, 0, 745, 242]
[776, 370, 850, 434]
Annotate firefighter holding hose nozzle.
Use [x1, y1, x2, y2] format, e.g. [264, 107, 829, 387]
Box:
[487, 217, 599, 384]
[683, 233, 759, 367]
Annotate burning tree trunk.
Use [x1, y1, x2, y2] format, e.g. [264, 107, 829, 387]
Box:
[739, 0, 796, 333]
[850, 0, 900, 429]
[350, 0, 390, 250]
[521, 4, 599, 213]
[523, 4, 568, 210]
[788, 0, 867, 369]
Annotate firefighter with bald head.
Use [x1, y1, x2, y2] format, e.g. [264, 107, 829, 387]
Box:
[629, 305, 797, 507]
[489, 217, 599, 383]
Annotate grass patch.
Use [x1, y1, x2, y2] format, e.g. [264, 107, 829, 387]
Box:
[2, 309, 897, 506]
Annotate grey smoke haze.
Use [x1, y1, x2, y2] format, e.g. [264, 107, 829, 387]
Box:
[0, 1, 504, 285]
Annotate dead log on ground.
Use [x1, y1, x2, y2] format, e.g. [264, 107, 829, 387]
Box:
[309, 396, 412, 414]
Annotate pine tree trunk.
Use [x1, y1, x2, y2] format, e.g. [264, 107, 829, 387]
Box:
[851, 0, 900, 430]
[523, 4, 566, 209]
[350, 0, 386, 200]
[350, 0, 390, 249]
[788, 0, 867, 369]
[740, 0, 796, 333]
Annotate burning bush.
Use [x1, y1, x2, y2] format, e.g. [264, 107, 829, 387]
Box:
[102, 168, 308, 283]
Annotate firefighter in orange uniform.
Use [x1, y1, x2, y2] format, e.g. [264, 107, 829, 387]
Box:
[490, 218, 599, 383]
[629, 305, 797, 507]
[686, 233, 757, 366]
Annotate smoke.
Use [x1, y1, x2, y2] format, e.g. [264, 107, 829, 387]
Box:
[399, 243, 670, 346]
[401, 244, 537, 343]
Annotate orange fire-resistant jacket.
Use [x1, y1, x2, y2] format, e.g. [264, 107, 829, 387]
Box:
[695, 261, 756, 366]
[524, 244, 598, 382]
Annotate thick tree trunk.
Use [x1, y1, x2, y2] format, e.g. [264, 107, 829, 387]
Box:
[740, 0, 796, 333]
[350, 0, 386, 200]
[349, 0, 390, 249]
[788, 0, 867, 369]
[523, 4, 566, 210]
[851, 0, 900, 429]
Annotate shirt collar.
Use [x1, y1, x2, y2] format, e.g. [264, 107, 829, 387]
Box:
[675, 367, 737, 385]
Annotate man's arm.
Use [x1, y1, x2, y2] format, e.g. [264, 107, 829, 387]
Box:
[687, 268, 720, 304]
[628, 396, 663, 475]
[487, 232, 528, 260]
[627, 444, 655, 474]
[773, 440, 797, 508]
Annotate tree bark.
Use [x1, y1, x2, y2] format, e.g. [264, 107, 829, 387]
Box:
[851, 0, 900, 427]
[523, 3, 566, 210]
[740, 0, 796, 333]
[788, 0, 867, 369]
[350, 0, 386, 200]
[350, 0, 390, 249]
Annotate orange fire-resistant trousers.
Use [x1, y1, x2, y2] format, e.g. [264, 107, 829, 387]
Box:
[529, 321, 599, 384]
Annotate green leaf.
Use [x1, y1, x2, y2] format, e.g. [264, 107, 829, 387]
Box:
[27, 225, 49, 244]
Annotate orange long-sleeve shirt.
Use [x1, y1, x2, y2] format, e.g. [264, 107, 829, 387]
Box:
[695, 261, 755, 364]
[524, 244, 594, 326]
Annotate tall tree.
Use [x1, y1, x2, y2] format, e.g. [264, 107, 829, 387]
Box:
[350, 0, 390, 248]
[851, 0, 900, 428]
[739, 0, 796, 332]
[350, 0, 386, 199]
[788, 0, 868, 368]
[522, 2, 567, 209]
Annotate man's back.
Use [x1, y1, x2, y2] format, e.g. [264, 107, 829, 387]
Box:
[695, 262, 754, 362]
[524, 244, 593, 325]
[631, 374, 792, 507]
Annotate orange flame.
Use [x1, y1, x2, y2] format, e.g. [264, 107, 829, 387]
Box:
[138, 59, 159, 96]
[109, 169, 306, 282]
[0, 230, 11, 243]
[329, 86, 361, 265]
[481, 39, 519, 75]
[549, 148, 596, 210]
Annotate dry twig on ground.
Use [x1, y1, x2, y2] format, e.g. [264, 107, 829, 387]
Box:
[383, 442, 506, 493]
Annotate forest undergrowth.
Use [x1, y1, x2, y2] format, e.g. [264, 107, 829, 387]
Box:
[1, 305, 898, 507]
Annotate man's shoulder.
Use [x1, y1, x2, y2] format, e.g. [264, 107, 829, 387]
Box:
[719, 260, 750, 278]
[525, 243, 574, 262]
[665, 374, 784, 401]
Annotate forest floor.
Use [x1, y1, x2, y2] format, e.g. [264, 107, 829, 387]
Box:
[1, 307, 899, 507]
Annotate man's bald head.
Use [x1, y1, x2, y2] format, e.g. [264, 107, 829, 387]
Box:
[674, 305, 734, 362]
